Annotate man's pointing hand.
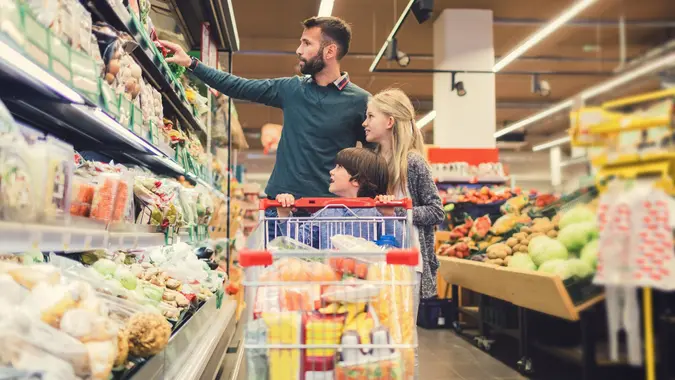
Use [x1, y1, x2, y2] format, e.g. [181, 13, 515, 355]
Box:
[161, 40, 192, 67]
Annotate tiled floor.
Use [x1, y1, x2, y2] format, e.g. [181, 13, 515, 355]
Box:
[418, 328, 526, 380]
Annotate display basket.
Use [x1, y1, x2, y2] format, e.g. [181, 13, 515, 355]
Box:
[240, 197, 420, 380]
[450, 200, 505, 226]
[417, 297, 453, 329]
[528, 185, 599, 219]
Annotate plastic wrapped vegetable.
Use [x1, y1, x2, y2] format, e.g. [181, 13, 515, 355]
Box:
[537, 259, 571, 280]
[366, 262, 415, 379]
[507, 253, 537, 271]
[558, 205, 596, 230]
[557, 221, 599, 253]
[469, 215, 491, 240]
[500, 194, 529, 214]
[580, 239, 599, 269]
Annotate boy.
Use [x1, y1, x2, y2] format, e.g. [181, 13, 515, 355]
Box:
[273, 147, 402, 249]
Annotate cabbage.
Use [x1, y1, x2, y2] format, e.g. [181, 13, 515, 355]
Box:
[529, 237, 568, 267]
[559, 206, 595, 229]
[537, 259, 572, 280]
[93, 259, 117, 277]
[528, 235, 551, 253]
[557, 221, 598, 253]
[566, 258, 594, 279]
[115, 267, 137, 290]
[508, 253, 537, 271]
[580, 239, 599, 269]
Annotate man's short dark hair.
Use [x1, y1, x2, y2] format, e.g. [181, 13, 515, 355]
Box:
[302, 16, 351, 60]
[336, 148, 388, 198]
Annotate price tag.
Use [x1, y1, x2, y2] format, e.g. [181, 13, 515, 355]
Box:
[83, 234, 93, 250]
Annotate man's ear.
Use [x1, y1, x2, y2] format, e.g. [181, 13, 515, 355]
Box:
[325, 43, 338, 60]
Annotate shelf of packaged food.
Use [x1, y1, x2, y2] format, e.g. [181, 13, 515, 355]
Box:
[0, 40, 227, 199]
[0, 221, 170, 253]
[87, 0, 208, 136]
[438, 256, 605, 321]
[130, 297, 237, 380]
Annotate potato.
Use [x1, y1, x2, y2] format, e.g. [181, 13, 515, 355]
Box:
[105, 72, 115, 84]
[493, 258, 504, 266]
[547, 230, 558, 238]
[519, 245, 528, 253]
[520, 227, 532, 234]
[504, 245, 513, 255]
[108, 59, 120, 75]
[506, 238, 518, 247]
[504, 256, 511, 265]
[521, 237, 530, 246]
[487, 251, 497, 259]
[495, 250, 508, 259]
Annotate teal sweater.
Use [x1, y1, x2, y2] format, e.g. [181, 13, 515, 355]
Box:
[192, 65, 370, 198]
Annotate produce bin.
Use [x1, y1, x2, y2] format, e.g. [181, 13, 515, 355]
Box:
[438, 256, 604, 321]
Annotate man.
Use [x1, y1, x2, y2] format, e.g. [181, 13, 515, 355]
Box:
[161, 17, 370, 206]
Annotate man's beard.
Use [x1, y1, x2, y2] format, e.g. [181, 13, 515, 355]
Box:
[299, 47, 326, 75]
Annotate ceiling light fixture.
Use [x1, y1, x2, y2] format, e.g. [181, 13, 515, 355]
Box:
[416, 110, 436, 129]
[451, 72, 466, 97]
[318, 0, 334, 16]
[494, 50, 675, 138]
[493, 0, 597, 72]
[532, 136, 571, 152]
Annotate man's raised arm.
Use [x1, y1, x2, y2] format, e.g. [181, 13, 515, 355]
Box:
[162, 40, 291, 108]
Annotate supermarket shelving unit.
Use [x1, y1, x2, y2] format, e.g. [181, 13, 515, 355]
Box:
[0, 0, 242, 378]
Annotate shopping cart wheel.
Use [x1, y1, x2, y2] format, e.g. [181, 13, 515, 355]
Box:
[517, 357, 534, 375]
[452, 321, 463, 334]
[474, 336, 493, 352]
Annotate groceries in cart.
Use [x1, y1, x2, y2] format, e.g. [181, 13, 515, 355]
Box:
[243, 208, 418, 380]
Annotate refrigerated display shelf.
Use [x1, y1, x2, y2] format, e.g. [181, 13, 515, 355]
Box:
[0, 221, 168, 253]
[87, 0, 208, 136]
[0, 39, 226, 197]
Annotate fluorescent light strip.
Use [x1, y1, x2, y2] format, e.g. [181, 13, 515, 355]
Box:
[494, 50, 675, 138]
[532, 136, 571, 152]
[493, 0, 596, 72]
[1, 40, 84, 104]
[494, 100, 573, 138]
[416, 110, 436, 129]
[318, 0, 334, 16]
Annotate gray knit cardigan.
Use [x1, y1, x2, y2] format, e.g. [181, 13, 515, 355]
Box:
[397, 152, 444, 299]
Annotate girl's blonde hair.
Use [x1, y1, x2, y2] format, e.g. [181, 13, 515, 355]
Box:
[369, 88, 427, 195]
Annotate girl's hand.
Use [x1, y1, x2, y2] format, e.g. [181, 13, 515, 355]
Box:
[376, 195, 396, 216]
[276, 194, 295, 217]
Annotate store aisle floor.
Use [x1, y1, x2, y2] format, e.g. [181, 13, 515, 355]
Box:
[418, 328, 526, 380]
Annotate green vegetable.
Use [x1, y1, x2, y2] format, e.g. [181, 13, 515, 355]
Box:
[557, 221, 598, 253]
[580, 239, 599, 269]
[566, 258, 594, 279]
[143, 283, 164, 302]
[115, 267, 138, 290]
[528, 235, 551, 253]
[22, 249, 44, 264]
[559, 206, 595, 230]
[528, 236, 568, 267]
[537, 259, 572, 280]
[507, 253, 537, 271]
[93, 258, 117, 277]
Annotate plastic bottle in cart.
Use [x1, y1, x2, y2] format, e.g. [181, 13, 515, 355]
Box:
[375, 235, 400, 250]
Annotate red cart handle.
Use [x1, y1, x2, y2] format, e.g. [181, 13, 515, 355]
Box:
[260, 197, 413, 211]
[239, 249, 419, 267]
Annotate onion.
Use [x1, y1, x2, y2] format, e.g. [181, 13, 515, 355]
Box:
[108, 59, 120, 75]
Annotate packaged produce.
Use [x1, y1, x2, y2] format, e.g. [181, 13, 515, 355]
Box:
[261, 312, 302, 380]
[42, 137, 74, 223]
[125, 312, 171, 357]
[469, 214, 491, 239]
[245, 319, 268, 380]
[490, 214, 523, 235]
[366, 262, 415, 379]
[0, 0, 25, 47]
[335, 328, 403, 380]
[90, 173, 121, 222]
[304, 312, 346, 376]
[501, 194, 529, 214]
[70, 175, 96, 217]
[0, 133, 38, 222]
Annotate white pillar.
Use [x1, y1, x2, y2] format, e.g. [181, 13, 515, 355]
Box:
[433, 9, 496, 148]
[550, 146, 562, 188]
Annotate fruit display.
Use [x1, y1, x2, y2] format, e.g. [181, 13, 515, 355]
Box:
[452, 186, 514, 204]
[246, 235, 415, 379]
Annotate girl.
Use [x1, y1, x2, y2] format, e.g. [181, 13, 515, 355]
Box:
[363, 88, 444, 375]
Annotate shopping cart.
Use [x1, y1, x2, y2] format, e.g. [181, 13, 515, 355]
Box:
[239, 198, 419, 380]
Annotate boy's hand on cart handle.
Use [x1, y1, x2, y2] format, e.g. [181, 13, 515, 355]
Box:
[376, 195, 396, 216]
[276, 194, 295, 217]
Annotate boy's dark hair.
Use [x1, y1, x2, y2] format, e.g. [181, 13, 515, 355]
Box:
[336, 148, 389, 198]
[302, 16, 351, 60]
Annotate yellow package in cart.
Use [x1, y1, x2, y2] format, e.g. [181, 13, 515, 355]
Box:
[262, 312, 302, 380]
